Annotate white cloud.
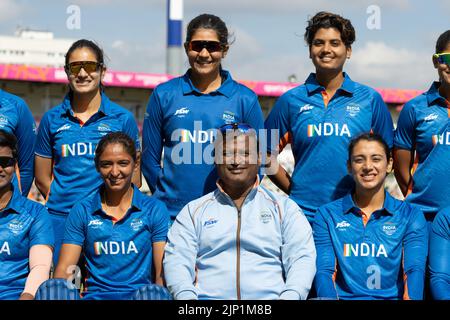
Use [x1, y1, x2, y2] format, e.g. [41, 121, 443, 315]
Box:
[347, 41, 435, 89]
[226, 53, 311, 83]
[0, 0, 24, 22]
[107, 38, 167, 74]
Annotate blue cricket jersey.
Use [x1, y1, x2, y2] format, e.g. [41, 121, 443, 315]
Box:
[429, 206, 450, 300]
[0, 185, 54, 300]
[35, 93, 141, 216]
[265, 73, 394, 222]
[394, 82, 450, 218]
[313, 191, 428, 300]
[63, 184, 169, 300]
[0, 89, 36, 196]
[142, 69, 264, 218]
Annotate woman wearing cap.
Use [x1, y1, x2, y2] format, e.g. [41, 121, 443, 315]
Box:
[142, 13, 264, 221]
[265, 12, 394, 224]
[393, 30, 450, 223]
[0, 130, 53, 300]
[34, 39, 141, 264]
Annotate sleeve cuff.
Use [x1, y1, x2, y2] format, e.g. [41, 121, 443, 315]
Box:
[279, 290, 301, 300]
[176, 290, 198, 300]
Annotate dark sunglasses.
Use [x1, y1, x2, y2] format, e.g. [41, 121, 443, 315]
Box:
[65, 61, 103, 76]
[0, 156, 16, 168]
[188, 40, 224, 53]
[434, 53, 450, 67]
[218, 123, 254, 134]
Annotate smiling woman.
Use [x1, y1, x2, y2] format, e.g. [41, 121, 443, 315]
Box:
[34, 39, 141, 265]
[313, 132, 428, 300]
[142, 14, 264, 220]
[54, 132, 169, 300]
[264, 11, 394, 225]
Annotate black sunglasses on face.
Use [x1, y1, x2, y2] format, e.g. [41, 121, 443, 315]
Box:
[188, 40, 224, 53]
[65, 61, 103, 76]
[0, 156, 16, 168]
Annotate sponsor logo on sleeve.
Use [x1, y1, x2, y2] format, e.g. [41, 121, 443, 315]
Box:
[88, 219, 104, 229]
[424, 113, 438, 122]
[299, 104, 314, 114]
[57, 124, 72, 133]
[336, 220, 351, 230]
[174, 107, 190, 117]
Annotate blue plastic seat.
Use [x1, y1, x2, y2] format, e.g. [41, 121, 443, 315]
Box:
[35, 279, 81, 300]
[131, 284, 173, 300]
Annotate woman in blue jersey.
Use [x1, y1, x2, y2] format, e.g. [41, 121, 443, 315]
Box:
[314, 133, 428, 300]
[34, 39, 141, 263]
[54, 132, 168, 300]
[393, 30, 450, 222]
[142, 13, 264, 220]
[429, 206, 450, 300]
[0, 130, 54, 300]
[264, 12, 394, 224]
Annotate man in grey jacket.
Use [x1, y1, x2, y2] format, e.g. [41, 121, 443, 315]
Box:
[163, 123, 316, 300]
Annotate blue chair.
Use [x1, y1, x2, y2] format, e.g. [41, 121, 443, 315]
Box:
[131, 284, 173, 300]
[35, 279, 81, 300]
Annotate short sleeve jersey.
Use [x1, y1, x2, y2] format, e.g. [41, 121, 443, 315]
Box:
[35, 93, 141, 216]
[63, 185, 169, 300]
[265, 73, 394, 221]
[394, 82, 450, 216]
[142, 69, 264, 218]
[0, 186, 54, 300]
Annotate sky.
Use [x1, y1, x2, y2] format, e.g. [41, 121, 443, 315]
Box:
[0, 0, 448, 90]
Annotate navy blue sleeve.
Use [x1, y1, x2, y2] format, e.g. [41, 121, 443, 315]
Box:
[371, 91, 394, 148]
[264, 93, 292, 154]
[429, 208, 450, 300]
[14, 100, 37, 195]
[403, 208, 428, 300]
[63, 203, 86, 247]
[34, 112, 53, 159]
[313, 208, 338, 299]
[149, 199, 169, 243]
[394, 102, 416, 150]
[29, 204, 55, 248]
[142, 90, 164, 192]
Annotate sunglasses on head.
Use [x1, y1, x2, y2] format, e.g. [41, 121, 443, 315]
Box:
[0, 156, 16, 168]
[65, 61, 103, 76]
[434, 53, 450, 66]
[218, 123, 254, 134]
[188, 40, 224, 53]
